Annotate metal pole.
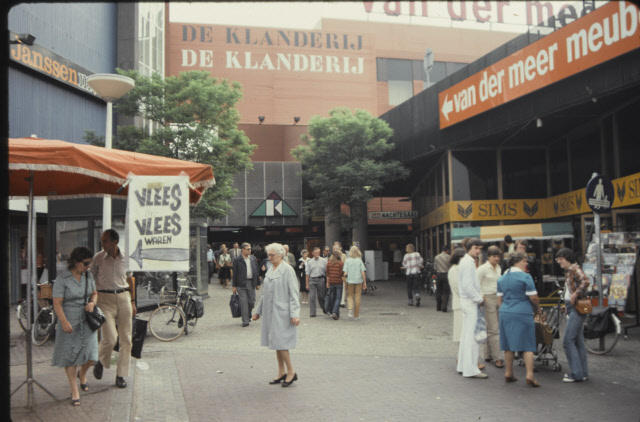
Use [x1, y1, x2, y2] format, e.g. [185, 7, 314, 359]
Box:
[11, 171, 58, 407]
[594, 212, 603, 310]
[103, 101, 113, 230]
[25, 171, 36, 409]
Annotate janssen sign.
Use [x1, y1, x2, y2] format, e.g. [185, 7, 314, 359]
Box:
[438, 1, 640, 129]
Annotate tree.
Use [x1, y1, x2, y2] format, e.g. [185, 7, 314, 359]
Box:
[291, 107, 408, 249]
[85, 69, 255, 221]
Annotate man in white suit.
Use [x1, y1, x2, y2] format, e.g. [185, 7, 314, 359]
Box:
[457, 238, 488, 379]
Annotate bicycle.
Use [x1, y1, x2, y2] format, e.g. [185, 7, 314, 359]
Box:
[421, 261, 437, 296]
[148, 280, 201, 342]
[138, 271, 173, 298]
[16, 284, 57, 346]
[543, 280, 621, 355]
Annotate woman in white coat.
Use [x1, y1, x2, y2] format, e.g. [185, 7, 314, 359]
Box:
[253, 243, 301, 387]
[448, 248, 466, 344]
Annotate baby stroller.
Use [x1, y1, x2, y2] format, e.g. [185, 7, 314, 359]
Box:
[518, 281, 563, 372]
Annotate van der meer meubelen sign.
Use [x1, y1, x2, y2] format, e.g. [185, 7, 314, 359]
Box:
[177, 25, 367, 75]
[9, 32, 97, 96]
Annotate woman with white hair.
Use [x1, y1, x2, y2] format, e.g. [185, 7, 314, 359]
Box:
[253, 243, 301, 387]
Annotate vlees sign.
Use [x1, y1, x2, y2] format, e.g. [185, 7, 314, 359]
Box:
[439, 1, 640, 129]
[9, 31, 97, 97]
[125, 176, 190, 272]
[369, 211, 418, 219]
[179, 25, 366, 75]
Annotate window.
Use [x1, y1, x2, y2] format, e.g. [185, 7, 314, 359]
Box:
[502, 149, 547, 199]
[377, 58, 467, 104]
[616, 99, 640, 178]
[451, 150, 498, 200]
[549, 139, 569, 196]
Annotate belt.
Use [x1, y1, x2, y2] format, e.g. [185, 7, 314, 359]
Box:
[310, 276, 324, 279]
[98, 289, 127, 294]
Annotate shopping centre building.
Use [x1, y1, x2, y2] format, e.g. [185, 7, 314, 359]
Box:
[7, 2, 639, 310]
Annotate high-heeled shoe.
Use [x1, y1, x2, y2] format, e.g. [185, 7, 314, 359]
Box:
[526, 378, 541, 387]
[269, 374, 287, 385]
[78, 372, 89, 392]
[505, 376, 518, 383]
[282, 373, 298, 387]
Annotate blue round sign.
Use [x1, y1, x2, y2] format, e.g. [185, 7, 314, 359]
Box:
[585, 174, 614, 213]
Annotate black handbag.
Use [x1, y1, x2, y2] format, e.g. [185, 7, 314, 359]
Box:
[84, 273, 106, 331]
[230, 293, 241, 318]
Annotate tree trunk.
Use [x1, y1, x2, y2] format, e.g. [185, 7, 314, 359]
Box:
[324, 204, 341, 248]
[351, 201, 368, 254]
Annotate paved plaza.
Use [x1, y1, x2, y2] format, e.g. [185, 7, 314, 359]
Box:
[10, 276, 640, 421]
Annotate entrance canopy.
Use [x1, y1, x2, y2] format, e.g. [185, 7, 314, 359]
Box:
[9, 138, 215, 204]
[452, 222, 574, 243]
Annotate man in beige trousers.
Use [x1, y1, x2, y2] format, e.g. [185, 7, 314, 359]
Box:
[92, 229, 136, 388]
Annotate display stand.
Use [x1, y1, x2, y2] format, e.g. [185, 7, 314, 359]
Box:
[584, 231, 640, 337]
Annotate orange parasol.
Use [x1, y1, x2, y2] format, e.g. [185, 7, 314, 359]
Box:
[9, 137, 215, 204]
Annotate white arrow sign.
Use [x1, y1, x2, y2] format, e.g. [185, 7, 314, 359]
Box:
[441, 94, 453, 121]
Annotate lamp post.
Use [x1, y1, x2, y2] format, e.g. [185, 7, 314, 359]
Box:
[86, 73, 135, 230]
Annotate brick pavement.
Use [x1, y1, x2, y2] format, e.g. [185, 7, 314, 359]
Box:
[10, 276, 640, 421]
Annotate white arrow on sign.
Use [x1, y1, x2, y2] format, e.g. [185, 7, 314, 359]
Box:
[130, 239, 190, 269]
[441, 94, 453, 121]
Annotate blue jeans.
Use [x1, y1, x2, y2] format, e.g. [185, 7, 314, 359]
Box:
[330, 285, 343, 316]
[406, 274, 420, 301]
[563, 303, 589, 380]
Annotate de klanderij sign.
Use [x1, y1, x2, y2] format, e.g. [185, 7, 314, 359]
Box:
[125, 176, 190, 272]
[438, 1, 640, 129]
[175, 24, 367, 75]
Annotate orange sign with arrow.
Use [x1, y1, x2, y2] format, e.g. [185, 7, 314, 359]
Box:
[439, 1, 640, 129]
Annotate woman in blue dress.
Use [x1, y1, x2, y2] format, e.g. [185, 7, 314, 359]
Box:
[497, 251, 541, 387]
[51, 247, 99, 406]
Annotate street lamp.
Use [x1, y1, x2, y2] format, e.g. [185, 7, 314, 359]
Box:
[86, 73, 135, 230]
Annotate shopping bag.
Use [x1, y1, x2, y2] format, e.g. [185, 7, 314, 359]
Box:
[474, 306, 487, 344]
[131, 318, 148, 359]
[112, 318, 148, 358]
[230, 293, 241, 318]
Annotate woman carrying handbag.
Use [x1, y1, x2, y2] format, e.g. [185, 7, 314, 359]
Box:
[556, 248, 590, 383]
[51, 247, 99, 406]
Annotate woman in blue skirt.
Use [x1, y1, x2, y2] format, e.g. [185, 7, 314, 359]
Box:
[497, 251, 541, 387]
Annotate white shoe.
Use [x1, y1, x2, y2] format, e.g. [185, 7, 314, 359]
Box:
[348, 309, 353, 318]
[354, 317, 360, 320]
[562, 374, 576, 383]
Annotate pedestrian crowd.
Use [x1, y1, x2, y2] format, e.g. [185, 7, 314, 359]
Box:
[432, 236, 589, 387]
[48, 231, 590, 405]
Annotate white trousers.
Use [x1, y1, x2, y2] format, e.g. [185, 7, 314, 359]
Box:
[457, 299, 480, 377]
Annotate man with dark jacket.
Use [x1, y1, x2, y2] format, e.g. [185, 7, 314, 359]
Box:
[232, 243, 261, 327]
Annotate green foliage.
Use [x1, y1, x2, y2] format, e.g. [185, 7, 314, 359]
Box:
[102, 69, 255, 221]
[291, 107, 408, 228]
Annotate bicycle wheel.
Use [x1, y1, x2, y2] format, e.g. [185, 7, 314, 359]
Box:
[148, 305, 186, 342]
[17, 301, 28, 331]
[32, 306, 55, 346]
[585, 313, 620, 355]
